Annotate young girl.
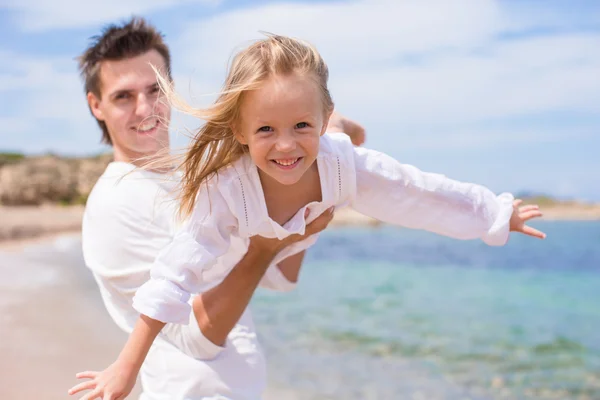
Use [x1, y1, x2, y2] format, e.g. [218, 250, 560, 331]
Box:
[69, 34, 545, 399]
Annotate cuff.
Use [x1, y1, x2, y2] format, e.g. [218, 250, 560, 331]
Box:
[481, 192, 514, 246]
[132, 278, 192, 324]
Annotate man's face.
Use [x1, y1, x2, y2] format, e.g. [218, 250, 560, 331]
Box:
[87, 50, 171, 161]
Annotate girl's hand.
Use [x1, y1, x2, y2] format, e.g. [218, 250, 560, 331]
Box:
[509, 199, 546, 239]
[68, 359, 138, 400]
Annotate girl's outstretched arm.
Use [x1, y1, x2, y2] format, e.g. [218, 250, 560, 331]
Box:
[68, 315, 165, 400]
[350, 146, 545, 244]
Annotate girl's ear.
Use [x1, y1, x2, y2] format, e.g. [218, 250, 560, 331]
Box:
[320, 110, 333, 136]
[231, 123, 248, 145]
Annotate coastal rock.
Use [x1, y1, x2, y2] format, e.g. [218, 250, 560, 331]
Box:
[0, 153, 111, 206]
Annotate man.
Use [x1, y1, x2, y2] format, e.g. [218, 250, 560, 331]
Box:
[71, 17, 365, 399]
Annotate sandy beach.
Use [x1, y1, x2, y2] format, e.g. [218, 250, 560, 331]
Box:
[0, 234, 144, 399]
[0, 205, 383, 249]
[0, 205, 85, 243]
[0, 234, 298, 400]
[2, 202, 599, 248]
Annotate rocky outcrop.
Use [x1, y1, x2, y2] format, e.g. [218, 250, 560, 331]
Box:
[0, 153, 112, 206]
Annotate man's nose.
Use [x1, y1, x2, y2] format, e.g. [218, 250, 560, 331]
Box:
[135, 93, 154, 117]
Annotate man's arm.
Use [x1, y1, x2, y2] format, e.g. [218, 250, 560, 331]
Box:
[327, 110, 366, 146]
[192, 208, 334, 347]
[275, 251, 305, 283]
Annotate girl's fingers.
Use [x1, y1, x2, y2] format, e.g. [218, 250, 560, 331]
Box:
[79, 388, 102, 400]
[520, 210, 543, 221]
[68, 380, 97, 395]
[522, 225, 546, 239]
[519, 205, 539, 213]
[76, 371, 98, 379]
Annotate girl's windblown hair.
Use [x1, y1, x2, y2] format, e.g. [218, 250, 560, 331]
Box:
[147, 33, 334, 220]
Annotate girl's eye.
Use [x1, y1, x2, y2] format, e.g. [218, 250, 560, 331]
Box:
[296, 122, 309, 129]
[258, 126, 273, 132]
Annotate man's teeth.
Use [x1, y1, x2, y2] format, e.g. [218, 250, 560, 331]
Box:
[138, 120, 158, 132]
[274, 158, 299, 166]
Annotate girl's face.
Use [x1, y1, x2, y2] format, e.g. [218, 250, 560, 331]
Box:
[235, 73, 329, 187]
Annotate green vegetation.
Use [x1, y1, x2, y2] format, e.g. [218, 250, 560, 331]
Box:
[521, 196, 561, 206]
[515, 191, 579, 206]
[58, 195, 89, 206]
[0, 152, 25, 166]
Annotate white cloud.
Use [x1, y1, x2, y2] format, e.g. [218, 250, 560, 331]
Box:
[0, 0, 598, 199]
[2, 0, 598, 160]
[0, 50, 104, 154]
[174, 0, 502, 76]
[166, 0, 599, 155]
[0, 0, 220, 32]
[328, 33, 599, 129]
[402, 127, 596, 151]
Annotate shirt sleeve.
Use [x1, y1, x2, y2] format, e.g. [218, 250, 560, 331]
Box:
[132, 183, 238, 325]
[350, 146, 515, 246]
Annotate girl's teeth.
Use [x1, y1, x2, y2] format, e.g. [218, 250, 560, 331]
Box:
[275, 158, 298, 166]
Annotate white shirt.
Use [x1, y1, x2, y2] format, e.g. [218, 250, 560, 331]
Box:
[82, 162, 297, 400]
[133, 131, 514, 327]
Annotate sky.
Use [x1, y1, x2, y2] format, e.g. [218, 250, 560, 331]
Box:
[0, 0, 598, 200]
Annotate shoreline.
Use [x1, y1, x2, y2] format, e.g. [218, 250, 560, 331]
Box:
[0, 205, 84, 250]
[1, 204, 599, 249]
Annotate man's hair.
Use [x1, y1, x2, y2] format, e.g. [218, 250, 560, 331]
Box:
[77, 16, 172, 145]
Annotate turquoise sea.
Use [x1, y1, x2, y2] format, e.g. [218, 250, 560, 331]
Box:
[253, 221, 600, 399]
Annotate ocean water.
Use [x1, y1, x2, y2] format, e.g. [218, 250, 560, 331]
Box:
[7, 222, 597, 399]
[253, 221, 600, 399]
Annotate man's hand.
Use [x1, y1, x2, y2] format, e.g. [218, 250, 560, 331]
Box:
[249, 207, 335, 255]
[327, 110, 366, 146]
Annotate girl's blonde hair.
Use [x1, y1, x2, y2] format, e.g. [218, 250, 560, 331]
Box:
[155, 33, 334, 221]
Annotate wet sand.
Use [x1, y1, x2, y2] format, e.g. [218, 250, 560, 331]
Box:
[0, 235, 142, 400]
[0, 205, 84, 242]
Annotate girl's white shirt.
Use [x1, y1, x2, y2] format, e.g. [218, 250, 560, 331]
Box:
[133, 133, 514, 325]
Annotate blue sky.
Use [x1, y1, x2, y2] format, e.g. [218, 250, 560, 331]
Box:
[0, 0, 598, 200]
